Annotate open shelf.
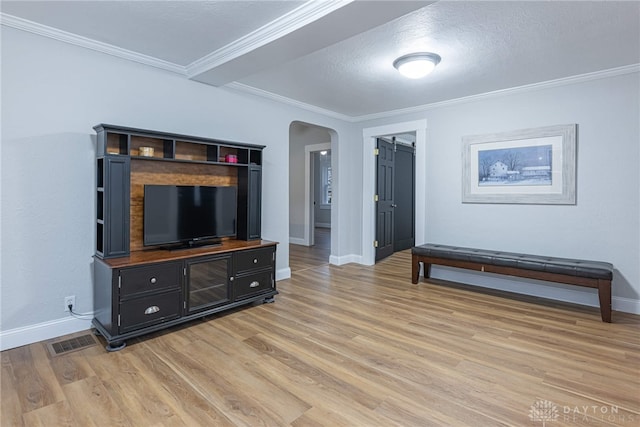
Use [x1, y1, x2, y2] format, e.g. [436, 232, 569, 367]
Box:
[106, 133, 128, 155]
[249, 149, 262, 166]
[130, 136, 173, 159]
[175, 140, 209, 162]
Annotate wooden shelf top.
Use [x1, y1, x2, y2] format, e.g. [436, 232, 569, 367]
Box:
[97, 240, 277, 268]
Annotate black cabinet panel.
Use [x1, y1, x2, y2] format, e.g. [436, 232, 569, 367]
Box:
[237, 165, 262, 240]
[234, 270, 274, 300]
[119, 290, 181, 333]
[235, 247, 273, 274]
[102, 156, 130, 258]
[120, 262, 182, 298]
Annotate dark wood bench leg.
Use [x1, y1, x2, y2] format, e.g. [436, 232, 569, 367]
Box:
[598, 279, 612, 323]
[412, 255, 420, 284]
[412, 255, 432, 284]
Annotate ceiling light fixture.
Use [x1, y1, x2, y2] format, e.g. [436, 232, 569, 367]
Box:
[393, 52, 441, 79]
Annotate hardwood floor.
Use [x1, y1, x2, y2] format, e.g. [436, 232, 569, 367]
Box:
[3, 249, 639, 426]
[289, 228, 330, 273]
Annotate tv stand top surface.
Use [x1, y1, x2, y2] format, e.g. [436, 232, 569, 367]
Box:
[165, 239, 223, 252]
[97, 239, 277, 268]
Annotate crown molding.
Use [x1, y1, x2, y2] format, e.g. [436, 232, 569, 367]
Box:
[3, 10, 637, 123]
[352, 64, 640, 122]
[186, 0, 352, 77]
[1, 13, 186, 75]
[227, 64, 640, 123]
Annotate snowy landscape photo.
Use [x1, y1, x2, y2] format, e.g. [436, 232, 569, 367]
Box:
[477, 145, 553, 186]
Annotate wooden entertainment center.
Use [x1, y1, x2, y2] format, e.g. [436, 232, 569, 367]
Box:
[92, 124, 277, 351]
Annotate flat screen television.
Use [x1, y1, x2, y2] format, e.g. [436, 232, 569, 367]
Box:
[144, 185, 237, 248]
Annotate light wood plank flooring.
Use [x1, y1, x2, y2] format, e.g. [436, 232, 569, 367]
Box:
[3, 250, 639, 426]
[289, 228, 330, 273]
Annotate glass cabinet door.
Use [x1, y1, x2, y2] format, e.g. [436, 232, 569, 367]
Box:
[185, 255, 231, 314]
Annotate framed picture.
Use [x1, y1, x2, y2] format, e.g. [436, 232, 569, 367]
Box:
[462, 124, 577, 204]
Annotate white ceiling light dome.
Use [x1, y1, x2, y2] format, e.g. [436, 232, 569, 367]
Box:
[393, 52, 441, 79]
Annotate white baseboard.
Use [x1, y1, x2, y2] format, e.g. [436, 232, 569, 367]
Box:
[289, 237, 307, 246]
[1, 267, 289, 351]
[276, 267, 291, 281]
[612, 296, 640, 314]
[0, 315, 94, 351]
[4, 264, 635, 352]
[329, 253, 362, 266]
[428, 266, 640, 315]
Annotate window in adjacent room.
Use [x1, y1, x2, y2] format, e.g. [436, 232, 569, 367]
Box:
[320, 151, 331, 208]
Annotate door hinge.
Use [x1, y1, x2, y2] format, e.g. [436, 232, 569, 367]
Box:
[117, 314, 121, 327]
[183, 267, 187, 276]
[118, 274, 121, 289]
[374, 194, 379, 202]
[183, 301, 187, 309]
[374, 148, 379, 156]
[374, 240, 378, 248]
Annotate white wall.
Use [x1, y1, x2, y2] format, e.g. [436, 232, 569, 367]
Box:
[0, 27, 361, 349]
[359, 71, 640, 312]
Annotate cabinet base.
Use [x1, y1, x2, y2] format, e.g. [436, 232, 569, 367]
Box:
[92, 289, 278, 352]
[105, 341, 127, 352]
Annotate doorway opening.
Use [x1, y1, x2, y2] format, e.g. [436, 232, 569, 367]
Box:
[289, 122, 335, 273]
[375, 136, 416, 261]
[362, 120, 428, 265]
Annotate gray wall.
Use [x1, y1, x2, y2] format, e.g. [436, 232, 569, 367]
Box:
[0, 27, 360, 347]
[2, 24, 638, 349]
[358, 71, 640, 309]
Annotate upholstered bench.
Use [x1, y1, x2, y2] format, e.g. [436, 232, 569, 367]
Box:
[411, 243, 614, 322]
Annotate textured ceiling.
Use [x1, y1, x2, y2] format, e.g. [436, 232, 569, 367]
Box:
[1, 1, 306, 65]
[2, 1, 639, 119]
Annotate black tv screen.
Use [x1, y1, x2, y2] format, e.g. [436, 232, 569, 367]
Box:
[144, 185, 237, 247]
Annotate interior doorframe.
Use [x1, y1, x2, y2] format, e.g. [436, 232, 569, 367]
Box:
[304, 142, 331, 246]
[362, 119, 428, 265]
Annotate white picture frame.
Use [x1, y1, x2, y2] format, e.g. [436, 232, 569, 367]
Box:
[462, 124, 577, 204]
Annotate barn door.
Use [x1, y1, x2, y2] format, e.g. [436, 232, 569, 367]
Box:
[375, 139, 395, 261]
[375, 138, 415, 261]
[393, 142, 415, 252]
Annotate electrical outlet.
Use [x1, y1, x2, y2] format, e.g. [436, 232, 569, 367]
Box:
[64, 296, 76, 312]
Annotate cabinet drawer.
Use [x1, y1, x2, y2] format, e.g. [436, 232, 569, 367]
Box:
[234, 270, 274, 300]
[235, 247, 274, 274]
[120, 262, 182, 297]
[120, 290, 181, 333]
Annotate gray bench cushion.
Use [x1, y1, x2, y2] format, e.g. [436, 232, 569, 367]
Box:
[412, 243, 613, 280]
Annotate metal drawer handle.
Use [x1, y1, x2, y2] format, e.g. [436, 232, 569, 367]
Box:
[249, 281, 260, 288]
[253, 258, 258, 264]
[144, 306, 160, 315]
[150, 277, 157, 284]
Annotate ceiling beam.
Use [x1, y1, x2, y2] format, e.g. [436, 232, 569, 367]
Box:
[188, 1, 433, 86]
